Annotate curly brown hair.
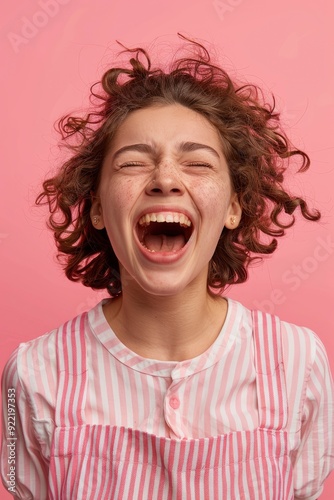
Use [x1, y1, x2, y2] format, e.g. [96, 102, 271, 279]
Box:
[36, 36, 320, 297]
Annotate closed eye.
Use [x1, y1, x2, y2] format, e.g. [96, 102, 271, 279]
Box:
[120, 161, 146, 168]
[118, 161, 213, 169]
[186, 162, 212, 168]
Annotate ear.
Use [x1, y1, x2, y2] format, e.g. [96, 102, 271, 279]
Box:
[224, 192, 242, 230]
[90, 194, 105, 230]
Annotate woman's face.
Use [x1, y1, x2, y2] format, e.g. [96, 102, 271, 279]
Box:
[91, 103, 241, 297]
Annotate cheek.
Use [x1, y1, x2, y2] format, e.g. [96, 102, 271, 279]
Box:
[194, 179, 231, 219]
[103, 179, 137, 215]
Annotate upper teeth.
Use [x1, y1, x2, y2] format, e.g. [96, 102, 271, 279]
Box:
[138, 212, 192, 227]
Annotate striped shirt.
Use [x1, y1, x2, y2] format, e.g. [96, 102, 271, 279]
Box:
[1, 298, 333, 498]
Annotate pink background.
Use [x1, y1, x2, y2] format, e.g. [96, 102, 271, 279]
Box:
[1, 0, 333, 497]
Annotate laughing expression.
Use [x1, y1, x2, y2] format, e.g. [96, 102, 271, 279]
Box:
[91, 103, 241, 297]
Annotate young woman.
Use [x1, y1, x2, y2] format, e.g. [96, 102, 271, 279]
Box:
[1, 37, 333, 499]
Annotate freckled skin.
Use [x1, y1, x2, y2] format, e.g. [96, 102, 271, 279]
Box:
[91, 103, 241, 298]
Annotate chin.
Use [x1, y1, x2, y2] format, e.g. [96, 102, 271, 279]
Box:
[128, 268, 206, 298]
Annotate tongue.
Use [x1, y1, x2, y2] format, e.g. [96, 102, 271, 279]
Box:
[144, 233, 186, 252]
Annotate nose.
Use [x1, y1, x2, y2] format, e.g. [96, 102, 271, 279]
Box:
[146, 161, 185, 196]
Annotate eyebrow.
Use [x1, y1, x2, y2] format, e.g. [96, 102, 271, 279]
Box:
[111, 141, 221, 162]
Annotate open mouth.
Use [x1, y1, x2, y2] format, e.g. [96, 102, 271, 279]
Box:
[136, 212, 193, 253]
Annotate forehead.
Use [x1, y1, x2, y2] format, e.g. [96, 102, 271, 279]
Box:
[108, 103, 223, 152]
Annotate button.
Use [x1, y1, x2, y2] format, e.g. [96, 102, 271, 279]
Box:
[169, 397, 180, 409]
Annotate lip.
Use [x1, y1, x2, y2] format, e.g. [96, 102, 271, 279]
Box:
[133, 205, 195, 264]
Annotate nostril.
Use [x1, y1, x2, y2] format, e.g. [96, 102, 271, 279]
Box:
[146, 174, 184, 195]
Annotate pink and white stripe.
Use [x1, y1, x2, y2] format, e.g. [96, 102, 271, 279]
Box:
[1, 298, 333, 499]
[47, 307, 293, 499]
[48, 427, 292, 499]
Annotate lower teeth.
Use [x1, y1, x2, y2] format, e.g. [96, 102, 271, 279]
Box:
[142, 243, 156, 253]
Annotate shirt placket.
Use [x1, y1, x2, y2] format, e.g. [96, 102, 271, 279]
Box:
[163, 376, 188, 439]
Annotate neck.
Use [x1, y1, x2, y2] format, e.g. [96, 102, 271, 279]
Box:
[103, 277, 228, 362]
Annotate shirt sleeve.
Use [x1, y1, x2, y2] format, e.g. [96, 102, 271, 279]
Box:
[292, 331, 334, 499]
[1, 347, 49, 499]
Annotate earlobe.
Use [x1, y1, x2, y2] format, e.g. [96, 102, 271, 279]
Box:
[225, 193, 242, 229]
[90, 195, 105, 230]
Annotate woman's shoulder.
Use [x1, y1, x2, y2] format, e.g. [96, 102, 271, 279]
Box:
[2, 327, 60, 399]
[2, 304, 100, 392]
[227, 297, 327, 368]
[279, 317, 331, 380]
